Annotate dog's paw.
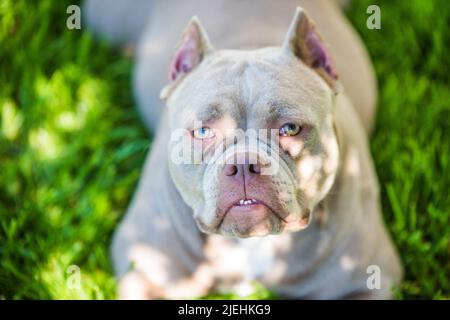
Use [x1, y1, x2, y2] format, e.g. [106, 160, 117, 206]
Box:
[118, 271, 165, 300]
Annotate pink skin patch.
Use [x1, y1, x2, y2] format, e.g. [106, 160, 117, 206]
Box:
[306, 27, 338, 80]
[169, 25, 202, 81]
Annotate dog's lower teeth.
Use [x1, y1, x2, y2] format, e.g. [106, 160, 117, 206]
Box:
[237, 199, 258, 206]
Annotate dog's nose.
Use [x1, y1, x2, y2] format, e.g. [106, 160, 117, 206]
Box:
[223, 163, 261, 177]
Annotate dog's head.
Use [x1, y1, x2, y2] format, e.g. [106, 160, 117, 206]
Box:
[162, 7, 341, 238]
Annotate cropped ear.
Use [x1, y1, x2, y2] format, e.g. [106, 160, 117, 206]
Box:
[160, 16, 214, 100]
[283, 7, 340, 93]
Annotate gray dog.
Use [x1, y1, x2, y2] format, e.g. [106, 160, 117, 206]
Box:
[85, 0, 402, 299]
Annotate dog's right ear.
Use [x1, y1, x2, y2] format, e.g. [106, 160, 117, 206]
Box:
[160, 17, 214, 100]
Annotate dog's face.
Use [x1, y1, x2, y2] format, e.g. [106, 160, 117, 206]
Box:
[162, 8, 340, 238]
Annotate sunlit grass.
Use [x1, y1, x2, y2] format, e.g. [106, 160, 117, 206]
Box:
[0, 0, 148, 299]
[347, 0, 450, 299]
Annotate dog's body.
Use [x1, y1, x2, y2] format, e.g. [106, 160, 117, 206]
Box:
[85, 0, 402, 299]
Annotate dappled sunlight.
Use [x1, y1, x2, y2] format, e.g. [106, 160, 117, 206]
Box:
[0, 0, 148, 300]
[25, 63, 113, 161]
[128, 245, 172, 287]
[297, 152, 323, 199]
[340, 255, 357, 272]
[344, 146, 361, 177]
[1, 99, 23, 140]
[28, 127, 63, 160]
[38, 253, 115, 300]
[56, 111, 85, 131]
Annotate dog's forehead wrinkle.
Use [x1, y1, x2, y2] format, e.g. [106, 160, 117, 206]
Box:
[195, 102, 223, 123]
[188, 55, 278, 126]
[172, 47, 332, 131]
[236, 57, 330, 127]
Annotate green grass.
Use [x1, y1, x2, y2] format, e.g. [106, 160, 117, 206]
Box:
[347, 0, 450, 299]
[0, 0, 448, 299]
[0, 0, 148, 299]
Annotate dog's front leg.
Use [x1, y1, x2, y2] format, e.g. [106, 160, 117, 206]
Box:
[118, 264, 214, 299]
[112, 142, 212, 299]
[112, 188, 213, 299]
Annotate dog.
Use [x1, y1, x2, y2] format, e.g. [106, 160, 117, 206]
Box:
[85, 0, 402, 299]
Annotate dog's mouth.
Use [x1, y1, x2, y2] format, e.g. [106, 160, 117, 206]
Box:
[233, 198, 262, 207]
[225, 198, 286, 223]
[196, 194, 311, 238]
[211, 197, 286, 237]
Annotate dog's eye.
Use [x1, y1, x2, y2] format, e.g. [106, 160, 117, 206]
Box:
[279, 123, 301, 137]
[192, 127, 215, 139]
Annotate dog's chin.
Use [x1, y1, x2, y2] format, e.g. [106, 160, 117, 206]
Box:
[219, 203, 281, 238]
[196, 203, 311, 238]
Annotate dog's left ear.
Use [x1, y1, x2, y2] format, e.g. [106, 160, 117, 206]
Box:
[283, 7, 341, 94]
[161, 16, 214, 100]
